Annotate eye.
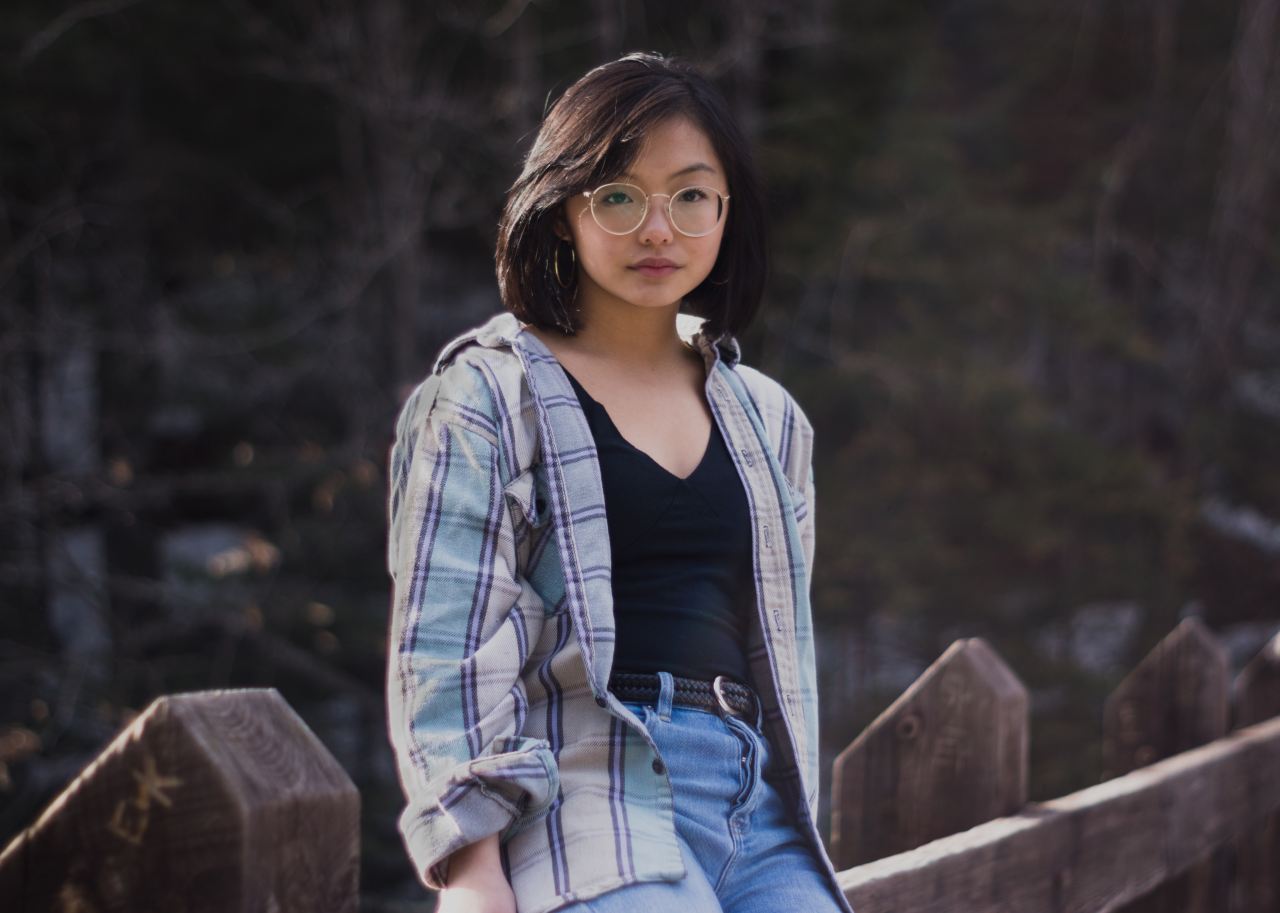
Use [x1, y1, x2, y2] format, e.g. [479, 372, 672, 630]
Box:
[600, 190, 635, 206]
[678, 187, 710, 203]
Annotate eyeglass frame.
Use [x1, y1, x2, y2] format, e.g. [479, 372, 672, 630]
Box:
[578, 181, 731, 238]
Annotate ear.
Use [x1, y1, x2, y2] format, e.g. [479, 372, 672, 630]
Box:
[551, 205, 572, 243]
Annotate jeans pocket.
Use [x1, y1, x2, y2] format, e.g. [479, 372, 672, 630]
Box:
[620, 700, 654, 732]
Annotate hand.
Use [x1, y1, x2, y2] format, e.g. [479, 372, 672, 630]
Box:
[434, 834, 516, 913]
[435, 874, 517, 913]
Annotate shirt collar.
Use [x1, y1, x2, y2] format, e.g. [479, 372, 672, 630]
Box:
[433, 310, 742, 374]
[675, 311, 742, 369]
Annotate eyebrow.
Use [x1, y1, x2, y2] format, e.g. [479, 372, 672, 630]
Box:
[622, 162, 719, 181]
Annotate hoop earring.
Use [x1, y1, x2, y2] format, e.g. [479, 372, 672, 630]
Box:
[553, 242, 576, 289]
[550, 242, 579, 334]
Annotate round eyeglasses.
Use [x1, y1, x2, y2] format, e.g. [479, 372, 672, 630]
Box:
[581, 182, 730, 237]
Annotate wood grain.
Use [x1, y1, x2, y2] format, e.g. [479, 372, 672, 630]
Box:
[1102, 617, 1231, 913]
[0, 688, 359, 913]
[837, 714, 1280, 913]
[1231, 632, 1280, 913]
[830, 637, 1029, 869]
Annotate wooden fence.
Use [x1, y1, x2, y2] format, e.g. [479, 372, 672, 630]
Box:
[2, 620, 1276, 912]
[832, 619, 1280, 913]
[0, 689, 359, 913]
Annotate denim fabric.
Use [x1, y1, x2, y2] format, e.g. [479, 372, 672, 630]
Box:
[552, 671, 851, 913]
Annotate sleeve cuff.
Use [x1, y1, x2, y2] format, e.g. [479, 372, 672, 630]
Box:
[399, 736, 559, 891]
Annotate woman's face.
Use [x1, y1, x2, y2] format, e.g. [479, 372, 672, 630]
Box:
[557, 115, 729, 319]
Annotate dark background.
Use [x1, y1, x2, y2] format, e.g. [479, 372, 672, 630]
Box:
[2, 1, 1278, 909]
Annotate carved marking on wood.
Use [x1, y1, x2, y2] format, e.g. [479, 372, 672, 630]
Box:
[932, 723, 974, 776]
[107, 797, 146, 846]
[106, 753, 183, 845]
[940, 673, 971, 711]
[132, 753, 182, 808]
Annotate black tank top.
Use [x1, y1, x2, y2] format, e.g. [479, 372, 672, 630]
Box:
[562, 365, 755, 682]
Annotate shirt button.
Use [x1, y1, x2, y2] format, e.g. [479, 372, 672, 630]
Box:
[652, 757, 665, 774]
[595, 695, 607, 707]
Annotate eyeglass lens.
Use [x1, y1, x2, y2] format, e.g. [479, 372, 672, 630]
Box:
[590, 183, 726, 236]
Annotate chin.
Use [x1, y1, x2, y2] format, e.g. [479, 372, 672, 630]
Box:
[622, 294, 692, 311]
[621, 281, 706, 307]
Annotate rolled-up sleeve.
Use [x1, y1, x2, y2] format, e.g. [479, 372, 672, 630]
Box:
[385, 360, 558, 891]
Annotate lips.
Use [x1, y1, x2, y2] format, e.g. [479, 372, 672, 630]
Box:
[630, 258, 680, 277]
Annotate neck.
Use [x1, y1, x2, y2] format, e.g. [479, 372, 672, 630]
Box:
[568, 301, 694, 369]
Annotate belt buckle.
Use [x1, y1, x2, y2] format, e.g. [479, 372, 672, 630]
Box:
[711, 674, 743, 720]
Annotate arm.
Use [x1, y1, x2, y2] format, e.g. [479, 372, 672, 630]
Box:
[726, 365, 824, 815]
[789, 408, 822, 819]
[731, 364, 816, 583]
[790, 407, 817, 587]
[386, 360, 558, 891]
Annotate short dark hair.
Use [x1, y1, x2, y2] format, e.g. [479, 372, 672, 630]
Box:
[495, 51, 767, 340]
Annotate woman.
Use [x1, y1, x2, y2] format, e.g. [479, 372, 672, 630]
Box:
[386, 52, 853, 913]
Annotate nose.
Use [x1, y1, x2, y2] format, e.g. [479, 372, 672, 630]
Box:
[636, 194, 675, 245]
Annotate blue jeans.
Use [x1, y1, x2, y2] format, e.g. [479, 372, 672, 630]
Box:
[555, 671, 852, 913]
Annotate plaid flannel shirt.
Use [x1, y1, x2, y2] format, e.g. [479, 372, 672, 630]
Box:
[385, 310, 852, 913]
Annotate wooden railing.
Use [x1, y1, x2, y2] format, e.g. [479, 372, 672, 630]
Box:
[831, 620, 1280, 913]
[3, 622, 1275, 912]
[0, 689, 360, 913]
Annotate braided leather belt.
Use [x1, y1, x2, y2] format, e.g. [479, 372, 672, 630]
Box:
[608, 670, 761, 722]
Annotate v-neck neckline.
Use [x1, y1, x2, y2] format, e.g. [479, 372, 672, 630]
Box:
[562, 366, 714, 483]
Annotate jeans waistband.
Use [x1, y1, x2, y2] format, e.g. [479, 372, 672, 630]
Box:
[609, 669, 761, 726]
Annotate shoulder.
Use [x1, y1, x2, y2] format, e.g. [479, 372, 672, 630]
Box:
[726, 360, 816, 499]
[676, 311, 814, 441]
[395, 351, 500, 444]
[440, 346, 527, 436]
[395, 317, 538, 480]
[731, 362, 815, 442]
[402, 313, 528, 434]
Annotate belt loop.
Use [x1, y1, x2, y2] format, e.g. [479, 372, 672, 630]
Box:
[656, 671, 675, 722]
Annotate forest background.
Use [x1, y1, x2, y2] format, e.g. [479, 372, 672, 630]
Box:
[2, 1, 1278, 910]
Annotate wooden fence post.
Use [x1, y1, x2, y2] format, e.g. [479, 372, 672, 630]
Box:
[829, 637, 1028, 869]
[837, 715, 1280, 913]
[0, 688, 360, 913]
[1231, 631, 1280, 913]
[1103, 617, 1231, 913]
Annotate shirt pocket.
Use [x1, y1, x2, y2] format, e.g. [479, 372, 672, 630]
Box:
[503, 463, 552, 572]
